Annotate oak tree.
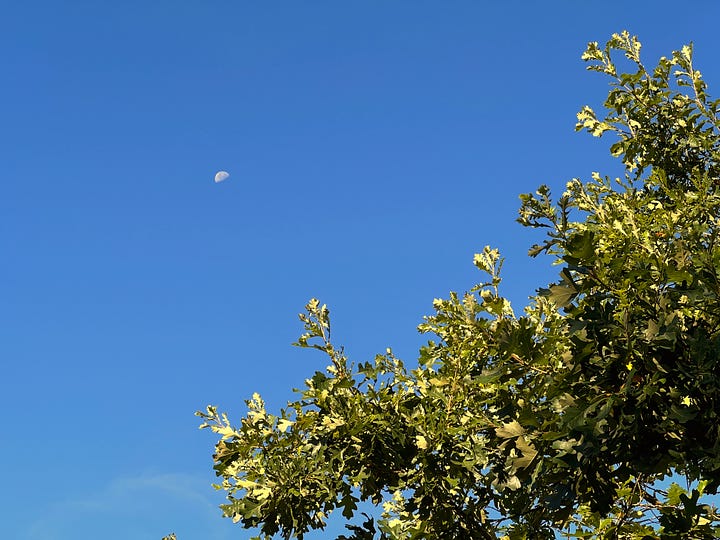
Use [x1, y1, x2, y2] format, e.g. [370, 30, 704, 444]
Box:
[198, 32, 720, 539]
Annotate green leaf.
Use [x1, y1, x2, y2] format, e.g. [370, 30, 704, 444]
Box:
[545, 284, 577, 308]
[496, 421, 525, 439]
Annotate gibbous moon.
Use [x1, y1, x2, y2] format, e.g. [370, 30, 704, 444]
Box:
[214, 171, 230, 183]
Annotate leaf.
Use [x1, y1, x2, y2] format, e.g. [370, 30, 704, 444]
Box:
[415, 435, 428, 450]
[566, 231, 596, 261]
[503, 475, 522, 491]
[513, 436, 538, 469]
[277, 418, 293, 433]
[645, 320, 660, 340]
[552, 439, 579, 454]
[545, 284, 577, 308]
[496, 421, 525, 439]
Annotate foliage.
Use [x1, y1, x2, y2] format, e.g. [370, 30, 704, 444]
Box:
[198, 32, 720, 539]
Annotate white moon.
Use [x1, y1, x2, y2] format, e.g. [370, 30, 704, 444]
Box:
[214, 171, 230, 183]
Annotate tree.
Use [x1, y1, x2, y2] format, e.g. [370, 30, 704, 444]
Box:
[197, 32, 720, 539]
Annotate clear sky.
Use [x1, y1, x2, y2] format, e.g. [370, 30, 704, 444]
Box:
[3, 2, 720, 539]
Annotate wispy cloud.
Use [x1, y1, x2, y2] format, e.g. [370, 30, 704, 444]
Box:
[24, 472, 234, 540]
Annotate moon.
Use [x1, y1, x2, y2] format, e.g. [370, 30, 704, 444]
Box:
[214, 171, 230, 183]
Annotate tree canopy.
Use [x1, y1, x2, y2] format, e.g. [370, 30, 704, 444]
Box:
[198, 32, 720, 539]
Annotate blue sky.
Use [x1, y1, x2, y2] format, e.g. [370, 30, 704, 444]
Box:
[3, 2, 720, 539]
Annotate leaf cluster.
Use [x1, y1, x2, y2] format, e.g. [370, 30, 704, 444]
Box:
[197, 32, 720, 539]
